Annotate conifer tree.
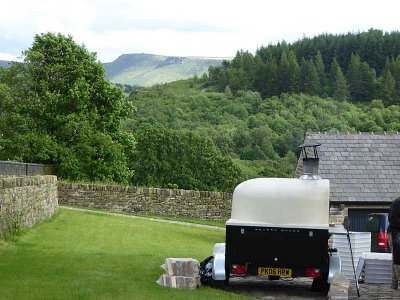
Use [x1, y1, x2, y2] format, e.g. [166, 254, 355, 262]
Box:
[278, 52, 291, 94]
[288, 50, 300, 93]
[253, 55, 267, 97]
[332, 66, 350, 101]
[265, 58, 279, 97]
[315, 51, 327, 95]
[346, 53, 363, 100]
[300, 58, 320, 95]
[377, 70, 396, 104]
[385, 57, 400, 99]
[329, 57, 341, 96]
[359, 62, 377, 101]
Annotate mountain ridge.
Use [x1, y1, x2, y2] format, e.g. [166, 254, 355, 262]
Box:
[103, 53, 227, 87]
[0, 60, 11, 68]
[1, 53, 228, 87]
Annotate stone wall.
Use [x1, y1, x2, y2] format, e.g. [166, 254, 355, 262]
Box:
[0, 176, 58, 238]
[0, 161, 54, 176]
[58, 183, 357, 223]
[329, 204, 347, 225]
[58, 183, 232, 221]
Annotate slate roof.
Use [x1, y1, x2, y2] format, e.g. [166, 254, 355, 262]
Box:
[296, 132, 400, 203]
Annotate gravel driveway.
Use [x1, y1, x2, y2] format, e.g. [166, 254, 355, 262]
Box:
[223, 277, 399, 299]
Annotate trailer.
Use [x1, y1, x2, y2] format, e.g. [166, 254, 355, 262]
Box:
[210, 143, 341, 293]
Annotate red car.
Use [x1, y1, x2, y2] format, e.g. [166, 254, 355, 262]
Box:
[364, 213, 390, 253]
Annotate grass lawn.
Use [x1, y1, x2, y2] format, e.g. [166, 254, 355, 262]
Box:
[0, 208, 248, 300]
[60, 204, 226, 228]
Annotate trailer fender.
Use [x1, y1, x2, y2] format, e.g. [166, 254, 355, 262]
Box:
[328, 249, 341, 283]
[212, 243, 226, 281]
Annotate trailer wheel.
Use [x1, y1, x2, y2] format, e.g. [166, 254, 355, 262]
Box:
[210, 279, 226, 289]
[210, 270, 229, 289]
[311, 273, 330, 293]
[224, 268, 230, 286]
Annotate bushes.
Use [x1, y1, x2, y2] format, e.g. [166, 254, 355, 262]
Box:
[132, 124, 243, 191]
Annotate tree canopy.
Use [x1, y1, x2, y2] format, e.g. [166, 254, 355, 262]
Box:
[132, 124, 243, 191]
[128, 79, 400, 179]
[208, 29, 400, 105]
[0, 33, 246, 191]
[0, 33, 135, 183]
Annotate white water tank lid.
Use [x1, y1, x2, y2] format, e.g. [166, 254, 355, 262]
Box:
[228, 178, 330, 228]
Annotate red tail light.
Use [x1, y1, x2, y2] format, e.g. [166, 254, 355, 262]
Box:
[305, 268, 321, 278]
[378, 232, 388, 249]
[231, 264, 246, 275]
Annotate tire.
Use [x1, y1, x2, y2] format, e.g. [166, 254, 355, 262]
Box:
[224, 268, 230, 286]
[210, 274, 229, 289]
[211, 279, 226, 289]
[210, 270, 229, 289]
[311, 273, 330, 294]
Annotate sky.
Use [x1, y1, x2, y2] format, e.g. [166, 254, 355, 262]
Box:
[1, 0, 400, 63]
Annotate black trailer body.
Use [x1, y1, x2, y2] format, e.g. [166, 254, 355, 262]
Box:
[225, 224, 329, 277]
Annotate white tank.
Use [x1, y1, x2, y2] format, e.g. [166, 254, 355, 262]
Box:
[227, 178, 330, 229]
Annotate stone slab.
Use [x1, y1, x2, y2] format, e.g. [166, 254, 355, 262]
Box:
[328, 272, 350, 300]
[156, 274, 200, 290]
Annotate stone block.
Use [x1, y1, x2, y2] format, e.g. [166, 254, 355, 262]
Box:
[156, 274, 200, 290]
[328, 272, 350, 300]
[163, 258, 200, 277]
[157, 258, 200, 289]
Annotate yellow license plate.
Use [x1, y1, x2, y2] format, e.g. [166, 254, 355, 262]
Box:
[258, 267, 292, 277]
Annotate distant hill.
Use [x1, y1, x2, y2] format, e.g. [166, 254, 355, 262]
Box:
[103, 53, 226, 87]
[0, 60, 11, 68]
[1, 54, 225, 87]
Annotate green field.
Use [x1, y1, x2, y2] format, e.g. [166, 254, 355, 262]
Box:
[0, 208, 248, 300]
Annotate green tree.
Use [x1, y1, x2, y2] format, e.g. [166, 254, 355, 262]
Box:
[253, 55, 268, 97]
[278, 52, 291, 93]
[332, 65, 350, 101]
[0, 33, 135, 183]
[346, 53, 366, 100]
[377, 70, 396, 104]
[132, 124, 243, 191]
[346, 53, 376, 101]
[315, 51, 327, 95]
[288, 50, 300, 93]
[264, 58, 279, 97]
[384, 57, 400, 100]
[359, 62, 377, 101]
[300, 58, 320, 95]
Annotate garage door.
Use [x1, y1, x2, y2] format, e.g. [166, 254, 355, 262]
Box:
[348, 208, 389, 232]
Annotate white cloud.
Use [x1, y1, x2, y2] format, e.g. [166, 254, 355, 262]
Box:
[1, 0, 400, 62]
[0, 52, 21, 61]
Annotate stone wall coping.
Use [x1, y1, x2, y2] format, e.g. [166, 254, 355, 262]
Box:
[0, 175, 57, 189]
[58, 182, 232, 199]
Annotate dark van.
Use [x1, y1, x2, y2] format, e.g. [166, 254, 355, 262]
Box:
[364, 213, 390, 253]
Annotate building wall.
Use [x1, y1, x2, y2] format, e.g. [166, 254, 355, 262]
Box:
[329, 203, 391, 232]
[0, 176, 58, 238]
[58, 183, 232, 221]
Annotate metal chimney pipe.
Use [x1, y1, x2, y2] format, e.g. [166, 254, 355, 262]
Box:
[303, 158, 319, 176]
[298, 142, 322, 180]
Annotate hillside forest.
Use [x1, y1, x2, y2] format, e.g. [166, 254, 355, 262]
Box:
[208, 29, 400, 105]
[2, 30, 400, 192]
